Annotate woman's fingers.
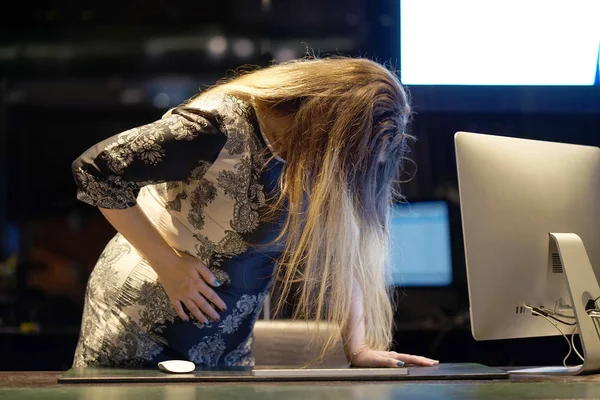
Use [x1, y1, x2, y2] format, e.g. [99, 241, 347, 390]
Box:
[351, 349, 439, 368]
[383, 356, 405, 368]
[194, 279, 227, 312]
[192, 259, 222, 288]
[188, 259, 227, 314]
[170, 298, 189, 322]
[390, 351, 439, 366]
[183, 299, 208, 324]
[155, 252, 227, 324]
[189, 292, 221, 322]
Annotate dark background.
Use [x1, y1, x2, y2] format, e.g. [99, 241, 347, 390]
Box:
[0, 0, 599, 370]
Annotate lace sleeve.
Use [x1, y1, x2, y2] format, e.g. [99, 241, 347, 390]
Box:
[72, 107, 226, 209]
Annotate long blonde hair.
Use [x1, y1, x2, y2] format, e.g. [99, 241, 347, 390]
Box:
[199, 57, 412, 360]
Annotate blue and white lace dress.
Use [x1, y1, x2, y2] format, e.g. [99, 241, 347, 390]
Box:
[71, 93, 285, 368]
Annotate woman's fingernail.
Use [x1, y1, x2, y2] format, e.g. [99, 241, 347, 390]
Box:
[204, 321, 209, 327]
[397, 361, 405, 367]
[213, 280, 221, 287]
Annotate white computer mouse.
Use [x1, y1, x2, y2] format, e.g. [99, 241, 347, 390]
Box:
[157, 360, 196, 374]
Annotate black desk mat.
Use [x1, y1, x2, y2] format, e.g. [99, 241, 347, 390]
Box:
[58, 363, 508, 383]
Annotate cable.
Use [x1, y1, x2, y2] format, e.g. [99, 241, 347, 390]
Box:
[528, 306, 576, 326]
[542, 312, 576, 326]
[586, 308, 600, 316]
[570, 328, 585, 362]
[530, 310, 580, 368]
[541, 304, 576, 320]
[527, 300, 600, 366]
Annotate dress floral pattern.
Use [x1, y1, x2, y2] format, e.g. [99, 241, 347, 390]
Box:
[72, 94, 285, 368]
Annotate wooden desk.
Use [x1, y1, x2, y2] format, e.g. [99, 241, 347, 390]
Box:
[2, 371, 600, 400]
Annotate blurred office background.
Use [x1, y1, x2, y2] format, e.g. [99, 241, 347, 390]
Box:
[0, 0, 599, 370]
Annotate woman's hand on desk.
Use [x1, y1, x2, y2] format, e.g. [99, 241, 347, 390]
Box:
[350, 349, 439, 368]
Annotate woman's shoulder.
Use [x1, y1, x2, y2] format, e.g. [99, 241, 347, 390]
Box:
[185, 93, 255, 124]
[181, 92, 264, 157]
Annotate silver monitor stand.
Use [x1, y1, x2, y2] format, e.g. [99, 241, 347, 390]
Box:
[511, 233, 600, 375]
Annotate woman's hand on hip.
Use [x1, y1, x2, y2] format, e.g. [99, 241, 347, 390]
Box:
[151, 250, 227, 324]
[350, 348, 439, 368]
[97, 206, 227, 324]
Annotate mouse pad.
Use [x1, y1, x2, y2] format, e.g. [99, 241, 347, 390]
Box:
[58, 363, 508, 383]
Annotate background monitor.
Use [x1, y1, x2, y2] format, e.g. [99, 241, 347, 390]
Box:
[388, 200, 453, 287]
[455, 131, 600, 341]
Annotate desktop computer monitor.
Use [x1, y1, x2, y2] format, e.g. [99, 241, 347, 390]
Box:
[387, 200, 453, 288]
[455, 131, 600, 374]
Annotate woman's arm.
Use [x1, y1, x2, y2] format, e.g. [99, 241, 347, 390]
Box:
[341, 278, 367, 360]
[72, 107, 229, 323]
[342, 278, 439, 368]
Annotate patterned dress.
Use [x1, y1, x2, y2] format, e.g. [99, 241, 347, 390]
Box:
[71, 93, 285, 368]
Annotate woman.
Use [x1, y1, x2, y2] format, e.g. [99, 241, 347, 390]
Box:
[71, 56, 439, 368]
